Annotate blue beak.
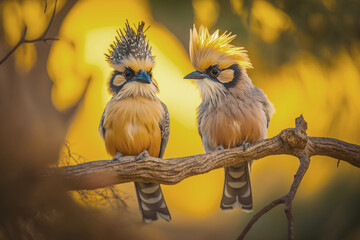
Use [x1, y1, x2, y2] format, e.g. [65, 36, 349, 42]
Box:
[184, 71, 208, 79]
[136, 69, 151, 84]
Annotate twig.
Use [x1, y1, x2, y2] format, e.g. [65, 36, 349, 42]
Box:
[60, 141, 127, 210]
[0, 0, 58, 65]
[44, 0, 48, 13]
[238, 154, 310, 240]
[238, 198, 285, 239]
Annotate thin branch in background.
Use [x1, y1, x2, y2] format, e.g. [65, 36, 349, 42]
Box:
[0, 0, 59, 65]
[61, 142, 128, 210]
[44, 0, 48, 13]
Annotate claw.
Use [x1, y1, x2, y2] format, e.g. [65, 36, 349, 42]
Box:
[217, 145, 225, 151]
[136, 150, 150, 160]
[241, 141, 251, 151]
[112, 152, 123, 161]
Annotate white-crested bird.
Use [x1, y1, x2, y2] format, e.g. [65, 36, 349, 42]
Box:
[99, 21, 171, 222]
[184, 26, 274, 212]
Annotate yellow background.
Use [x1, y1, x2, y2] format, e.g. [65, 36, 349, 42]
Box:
[2, 0, 360, 239]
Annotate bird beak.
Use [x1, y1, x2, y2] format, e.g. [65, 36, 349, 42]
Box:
[135, 69, 151, 84]
[184, 71, 207, 80]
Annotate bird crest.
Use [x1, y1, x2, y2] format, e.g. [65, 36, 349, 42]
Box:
[189, 25, 252, 71]
[106, 20, 154, 66]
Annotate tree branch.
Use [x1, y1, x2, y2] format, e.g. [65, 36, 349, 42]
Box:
[0, 0, 58, 65]
[49, 115, 360, 191]
[47, 116, 360, 239]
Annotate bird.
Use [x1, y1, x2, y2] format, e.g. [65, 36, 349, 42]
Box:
[184, 25, 274, 212]
[99, 20, 171, 222]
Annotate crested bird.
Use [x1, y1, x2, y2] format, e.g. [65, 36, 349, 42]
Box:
[184, 26, 274, 212]
[99, 21, 171, 222]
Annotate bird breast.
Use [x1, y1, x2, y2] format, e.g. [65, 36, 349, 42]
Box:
[103, 96, 164, 157]
[198, 97, 268, 149]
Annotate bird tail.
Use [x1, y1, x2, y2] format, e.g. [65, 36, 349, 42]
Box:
[134, 182, 171, 222]
[220, 161, 253, 212]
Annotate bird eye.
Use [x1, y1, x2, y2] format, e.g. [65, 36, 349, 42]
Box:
[124, 70, 132, 79]
[210, 67, 220, 77]
[148, 71, 152, 78]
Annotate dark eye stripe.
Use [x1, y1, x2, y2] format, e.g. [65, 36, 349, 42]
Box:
[222, 64, 241, 89]
[109, 70, 122, 93]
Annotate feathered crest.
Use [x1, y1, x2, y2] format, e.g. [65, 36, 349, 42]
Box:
[106, 20, 153, 64]
[189, 25, 252, 70]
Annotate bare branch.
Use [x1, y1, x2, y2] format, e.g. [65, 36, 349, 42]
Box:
[237, 198, 285, 239]
[46, 116, 360, 239]
[238, 152, 310, 240]
[44, 0, 48, 13]
[0, 27, 28, 65]
[48, 116, 360, 191]
[0, 0, 58, 64]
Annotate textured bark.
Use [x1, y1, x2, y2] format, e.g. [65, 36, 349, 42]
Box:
[49, 116, 360, 191]
[47, 115, 360, 240]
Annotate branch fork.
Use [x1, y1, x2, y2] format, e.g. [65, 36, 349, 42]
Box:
[47, 115, 359, 239]
[0, 0, 58, 65]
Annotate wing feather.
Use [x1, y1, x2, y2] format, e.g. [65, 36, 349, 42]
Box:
[158, 101, 170, 158]
[98, 108, 106, 140]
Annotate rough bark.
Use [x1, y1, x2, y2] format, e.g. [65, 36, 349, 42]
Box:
[47, 115, 360, 240]
[49, 116, 360, 190]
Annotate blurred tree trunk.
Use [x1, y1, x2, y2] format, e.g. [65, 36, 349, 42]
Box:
[0, 1, 141, 240]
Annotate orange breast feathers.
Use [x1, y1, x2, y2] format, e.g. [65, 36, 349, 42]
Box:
[103, 96, 164, 157]
[199, 101, 268, 148]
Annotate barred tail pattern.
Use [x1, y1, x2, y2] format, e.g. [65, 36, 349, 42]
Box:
[220, 161, 253, 212]
[134, 182, 171, 222]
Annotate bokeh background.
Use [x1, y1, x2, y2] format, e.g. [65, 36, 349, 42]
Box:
[1, 0, 360, 239]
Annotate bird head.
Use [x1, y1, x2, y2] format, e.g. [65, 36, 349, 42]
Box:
[184, 25, 253, 102]
[105, 20, 158, 99]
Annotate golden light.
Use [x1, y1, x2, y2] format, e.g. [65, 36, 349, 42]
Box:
[250, 0, 292, 43]
[3, 0, 359, 237]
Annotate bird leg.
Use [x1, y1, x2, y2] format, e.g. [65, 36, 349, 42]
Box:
[136, 149, 150, 160]
[112, 152, 123, 161]
[241, 140, 251, 152]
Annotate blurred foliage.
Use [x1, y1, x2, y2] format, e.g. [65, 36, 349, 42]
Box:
[150, 0, 360, 67]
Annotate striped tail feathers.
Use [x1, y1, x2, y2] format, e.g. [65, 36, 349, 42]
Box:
[134, 182, 171, 223]
[220, 161, 253, 212]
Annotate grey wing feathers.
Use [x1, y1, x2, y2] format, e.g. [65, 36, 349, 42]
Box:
[158, 101, 170, 158]
[253, 87, 274, 129]
[98, 109, 106, 140]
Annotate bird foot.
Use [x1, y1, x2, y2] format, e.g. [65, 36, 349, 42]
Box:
[217, 145, 225, 151]
[241, 141, 251, 151]
[112, 152, 123, 161]
[136, 150, 150, 160]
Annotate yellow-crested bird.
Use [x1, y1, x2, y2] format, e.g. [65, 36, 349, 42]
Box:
[99, 21, 171, 222]
[184, 26, 274, 212]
